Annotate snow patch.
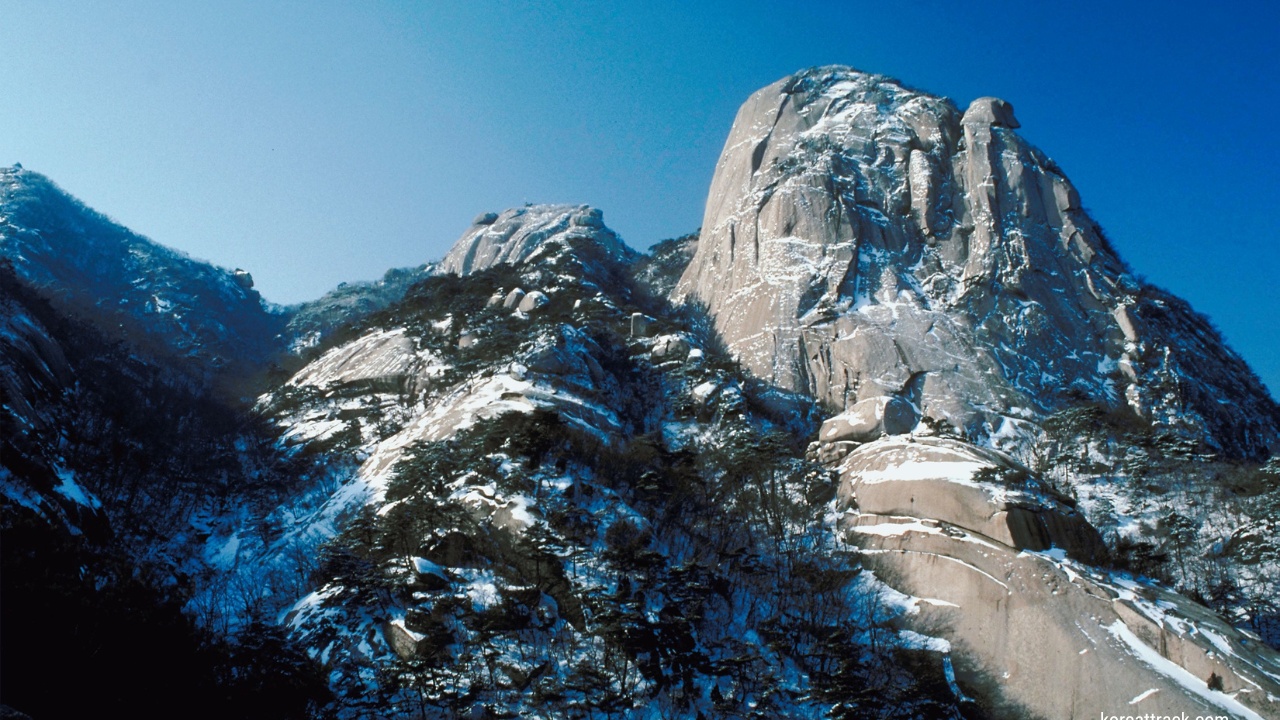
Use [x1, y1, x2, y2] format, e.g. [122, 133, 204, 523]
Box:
[1128, 688, 1159, 705]
[54, 468, 101, 509]
[1106, 620, 1264, 720]
[899, 629, 951, 653]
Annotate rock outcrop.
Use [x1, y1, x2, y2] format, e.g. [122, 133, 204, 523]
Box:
[673, 67, 1279, 458]
[820, 395, 917, 444]
[287, 328, 444, 396]
[439, 205, 630, 277]
[833, 435, 1280, 719]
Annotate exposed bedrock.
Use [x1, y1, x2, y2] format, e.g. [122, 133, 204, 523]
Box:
[439, 204, 629, 277]
[674, 66, 1280, 457]
[832, 435, 1280, 718]
[288, 328, 432, 396]
[819, 395, 917, 444]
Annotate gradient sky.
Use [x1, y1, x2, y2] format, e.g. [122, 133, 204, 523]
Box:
[2, 1, 1278, 394]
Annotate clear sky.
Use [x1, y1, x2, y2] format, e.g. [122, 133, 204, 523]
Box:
[2, 1, 1278, 394]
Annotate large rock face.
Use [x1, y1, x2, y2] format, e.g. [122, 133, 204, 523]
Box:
[839, 436, 1108, 563]
[674, 67, 1279, 457]
[834, 435, 1280, 719]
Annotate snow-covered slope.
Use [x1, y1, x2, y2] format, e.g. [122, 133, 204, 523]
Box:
[5, 67, 1280, 720]
[222, 208, 991, 717]
[0, 166, 287, 385]
[0, 266, 106, 537]
[0, 262, 332, 717]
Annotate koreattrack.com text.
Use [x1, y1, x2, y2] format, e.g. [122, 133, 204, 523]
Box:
[1100, 707, 1228, 712]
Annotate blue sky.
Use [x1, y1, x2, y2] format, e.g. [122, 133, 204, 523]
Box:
[2, 1, 1278, 394]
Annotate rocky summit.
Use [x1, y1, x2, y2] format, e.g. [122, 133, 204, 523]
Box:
[675, 66, 1279, 460]
[3, 66, 1280, 720]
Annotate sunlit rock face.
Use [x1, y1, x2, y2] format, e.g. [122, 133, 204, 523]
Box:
[831, 435, 1280, 720]
[674, 66, 1279, 457]
[438, 204, 631, 277]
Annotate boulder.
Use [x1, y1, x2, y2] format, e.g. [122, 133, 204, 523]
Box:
[502, 288, 526, 309]
[961, 96, 1020, 128]
[383, 622, 427, 660]
[517, 290, 549, 313]
[651, 334, 690, 360]
[508, 362, 528, 381]
[819, 395, 916, 444]
[409, 556, 451, 591]
[1113, 303, 1139, 343]
[630, 312, 656, 338]
[473, 211, 499, 225]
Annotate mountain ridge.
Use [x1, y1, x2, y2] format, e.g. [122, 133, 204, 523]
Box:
[3, 66, 1280, 719]
[0, 166, 288, 394]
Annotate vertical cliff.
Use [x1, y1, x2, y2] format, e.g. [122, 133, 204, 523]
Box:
[675, 66, 1278, 458]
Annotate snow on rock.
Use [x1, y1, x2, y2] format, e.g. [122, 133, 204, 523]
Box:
[837, 435, 1106, 562]
[516, 290, 549, 313]
[410, 556, 448, 580]
[692, 381, 720, 403]
[53, 468, 101, 510]
[650, 333, 691, 361]
[288, 327, 445, 395]
[673, 66, 1280, 459]
[207, 531, 242, 570]
[272, 354, 626, 561]
[1106, 620, 1265, 720]
[836, 434, 1280, 719]
[438, 204, 632, 276]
